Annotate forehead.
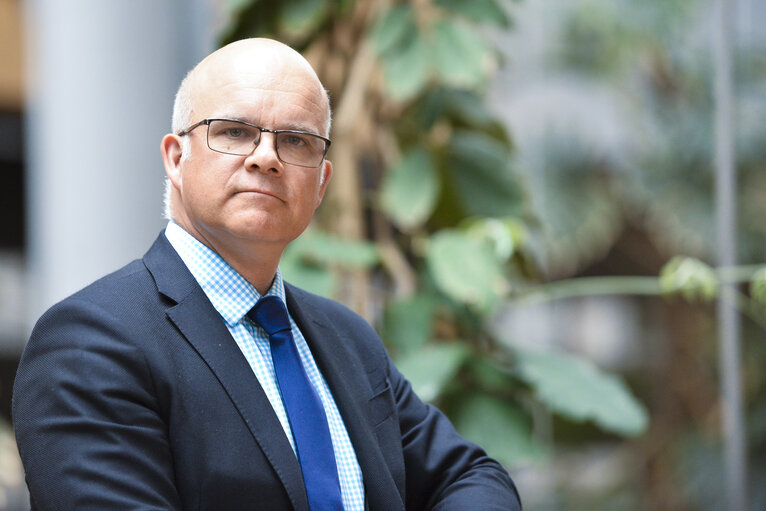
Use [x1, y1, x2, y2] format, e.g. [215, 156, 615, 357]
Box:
[194, 60, 327, 133]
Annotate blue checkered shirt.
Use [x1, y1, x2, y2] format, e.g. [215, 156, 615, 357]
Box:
[165, 222, 365, 510]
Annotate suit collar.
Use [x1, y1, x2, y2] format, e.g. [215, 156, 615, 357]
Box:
[143, 234, 310, 511]
[285, 285, 405, 511]
[143, 232, 199, 305]
[144, 234, 403, 510]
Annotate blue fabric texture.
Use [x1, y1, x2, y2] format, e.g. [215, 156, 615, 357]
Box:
[250, 295, 344, 511]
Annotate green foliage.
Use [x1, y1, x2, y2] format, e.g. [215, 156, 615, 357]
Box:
[370, 3, 498, 101]
[435, 0, 511, 27]
[432, 20, 493, 89]
[395, 343, 471, 402]
[751, 267, 766, 309]
[225, 0, 257, 14]
[446, 130, 524, 218]
[226, 0, 652, 473]
[379, 148, 440, 230]
[281, 230, 379, 296]
[453, 394, 544, 468]
[380, 30, 431, 101]
[370, 4, 416, 56]
[412, 88, 505, 132]
[383, 294, 437, 356]
[427, 229, 509, 311]
[514, 348, 649, 437]
[277, 0, 330, 37]
[462, 217, 524, 262]
[660, 256, 719, 302]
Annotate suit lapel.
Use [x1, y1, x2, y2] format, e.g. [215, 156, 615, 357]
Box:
[285, 285, 405, 511]
[144, 234, 308, 511]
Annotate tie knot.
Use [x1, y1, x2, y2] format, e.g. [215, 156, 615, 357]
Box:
[248, 296, 291, 336]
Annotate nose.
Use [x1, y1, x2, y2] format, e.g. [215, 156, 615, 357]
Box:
[243, 132, 283, 174]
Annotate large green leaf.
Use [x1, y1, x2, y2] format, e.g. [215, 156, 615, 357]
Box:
[383, 294, 438, 356]
[381, 31, 431, 101]
[290, 230, 379, 268]
[432, 20, 492, 89]
[412, 88, 501, 131]
[395, 343, 470, 402]
[453, 394, 544, 468]
[369, 4, 416, 56]
[435, 0, 510, 28]
[380, 147, 440, 230]
[426, 229, 508, 310]
[278, 0, 330, 36]
[514, 348, 649, 437]
[447, 131, 524, 218]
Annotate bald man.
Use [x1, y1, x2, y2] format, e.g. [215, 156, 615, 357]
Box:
[13, 39, 521, 511]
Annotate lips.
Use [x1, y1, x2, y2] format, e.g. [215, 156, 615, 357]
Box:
[237, 188, 284, 202]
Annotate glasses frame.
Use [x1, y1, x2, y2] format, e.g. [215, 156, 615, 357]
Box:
[177, 118, 332, 168]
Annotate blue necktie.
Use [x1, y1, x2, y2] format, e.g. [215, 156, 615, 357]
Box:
[248, 296, 344, 511]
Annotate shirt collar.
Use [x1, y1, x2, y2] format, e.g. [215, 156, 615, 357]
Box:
[164, 221, 287, 326]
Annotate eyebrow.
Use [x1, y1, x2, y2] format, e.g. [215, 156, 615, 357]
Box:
[215, 115, 319, 134]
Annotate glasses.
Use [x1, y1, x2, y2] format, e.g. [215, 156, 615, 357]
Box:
[178, 118, 331, 168]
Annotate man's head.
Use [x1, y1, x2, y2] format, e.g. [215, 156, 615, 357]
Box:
[161, 38, 333, 262]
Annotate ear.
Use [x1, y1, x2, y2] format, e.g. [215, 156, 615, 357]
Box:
[161, 134, 184, 190]
[315, 159, 333, 208]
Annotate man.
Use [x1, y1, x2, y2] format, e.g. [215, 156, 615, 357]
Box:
[13, 38, 521, 510]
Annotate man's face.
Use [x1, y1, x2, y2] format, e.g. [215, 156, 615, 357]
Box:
[171, 60, 331, 254]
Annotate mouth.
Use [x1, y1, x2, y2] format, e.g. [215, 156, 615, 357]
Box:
[236, 189, 284, 203]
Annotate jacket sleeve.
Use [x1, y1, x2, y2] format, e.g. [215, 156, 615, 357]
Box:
[12, 297, 182, 510]
[387, 356, 522, 511]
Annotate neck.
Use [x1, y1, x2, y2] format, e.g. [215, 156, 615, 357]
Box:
[173, 217, 285, 295]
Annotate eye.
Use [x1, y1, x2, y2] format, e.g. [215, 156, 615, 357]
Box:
[283, 134, 307, 147]
[225, 128, 244, 138]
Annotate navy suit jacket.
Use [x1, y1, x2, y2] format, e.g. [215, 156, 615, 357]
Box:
[13, 233, 521, 510]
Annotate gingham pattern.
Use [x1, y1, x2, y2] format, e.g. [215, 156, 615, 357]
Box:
[165, 222, 365, 511]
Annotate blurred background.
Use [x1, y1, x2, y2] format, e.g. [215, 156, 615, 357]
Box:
[1, 0, 765, 509]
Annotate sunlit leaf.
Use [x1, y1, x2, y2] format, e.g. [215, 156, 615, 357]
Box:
[427, 229, 508, 309]
[381, 31, 431, 101]
[369, 4, 415, 56]
[659, 256, 719, 302]
[432, 20, 492, 88]
[447, 131, 524, 218]
[514, 348, 649, 437]
[380, 147, 440, 229]
[453, 394, 545, 468]
[383, 294, 438, 356]
[278, 0, 330, 36]
[395, 343, 470, 402]
[463, 217, 526, 262]
[435, 0, 510, 27]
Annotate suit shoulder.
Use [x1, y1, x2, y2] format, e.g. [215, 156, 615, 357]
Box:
[32, 258, 163, 340]
[68, 258, 150, 301]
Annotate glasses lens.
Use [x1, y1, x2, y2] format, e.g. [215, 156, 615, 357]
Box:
[206, 120, 327, 166]
[207, 120, 260, 155]
[277, 132, 327, 167]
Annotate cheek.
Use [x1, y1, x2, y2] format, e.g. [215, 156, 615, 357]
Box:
[183, 161, 232, 202]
